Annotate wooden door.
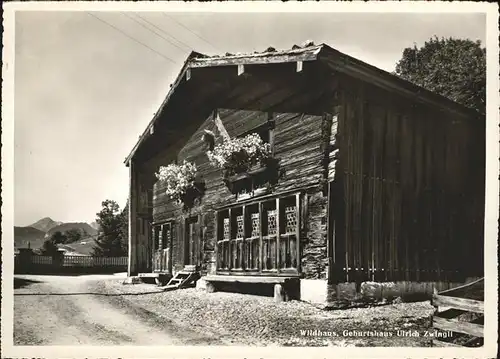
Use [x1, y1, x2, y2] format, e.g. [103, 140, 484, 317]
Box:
[184, 216, 200, 267]
[152, 223, 172, 274]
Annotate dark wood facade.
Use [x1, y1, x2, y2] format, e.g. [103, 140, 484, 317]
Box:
[126, 44, 484, 285]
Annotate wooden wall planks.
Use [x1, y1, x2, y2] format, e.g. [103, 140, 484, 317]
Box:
[334, 75, 484, 283]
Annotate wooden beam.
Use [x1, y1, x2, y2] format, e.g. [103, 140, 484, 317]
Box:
[433, 294, 484, 314]
[237, 64, 245, 76]
[295, 193, 301, 272]
[432, 339, 463, 347]
[151, 225, 156, 253]
[242, 205, 246, 270]
[159, 224, 164, 251]
[259, 202, 263, 272]
[167, 222, 172, 274]
[296, 61, 303, 72]
[204, 274, 298, 284]
[433, 317, 483, 337]
[189, 52, 319, 68]
[326, 180, 334, 283]
[228, 208, 232, 270]
[215, 211, 219, 272]
[276, 197, 280, 272]
[322, 55, 478, 120]
[198, 214, 202, 268]
[128, 160, 138, 276]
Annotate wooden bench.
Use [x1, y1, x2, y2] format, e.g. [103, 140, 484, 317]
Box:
[203, 275, 299, 302]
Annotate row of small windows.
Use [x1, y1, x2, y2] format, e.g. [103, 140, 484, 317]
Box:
[222, 206, 297, 240]
[216, 194, 300, 272]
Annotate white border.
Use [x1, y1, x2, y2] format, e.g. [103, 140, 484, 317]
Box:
[2, 2, 498, 359]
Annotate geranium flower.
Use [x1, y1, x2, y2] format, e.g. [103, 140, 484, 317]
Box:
[156, 161, 197, 200]
[207, 133, 271, 175]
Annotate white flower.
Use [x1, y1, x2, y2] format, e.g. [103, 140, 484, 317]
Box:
[207, 133, 271, 172]
[156, 160, 198, 200]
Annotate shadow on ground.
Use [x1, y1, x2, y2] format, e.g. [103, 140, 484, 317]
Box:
[14, 290, 164, 297]
[14, 271, 126, 277]
[14, 277, 42, 289]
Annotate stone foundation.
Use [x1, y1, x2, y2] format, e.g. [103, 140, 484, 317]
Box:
[300, 279, 332, 305]
[122, 276, 142, 285]
[195, 275, 480, 305]
[196, 277, 207, 291]
[299, 278, 481, 307]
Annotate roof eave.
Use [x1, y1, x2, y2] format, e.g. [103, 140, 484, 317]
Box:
[124, 51, 206, 167]
[124, 46, 324, 166]
[188, 45, 323, 68]
[318, 45, 481, 120]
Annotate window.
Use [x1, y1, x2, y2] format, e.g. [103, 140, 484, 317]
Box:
[232, 119, 276, 201]
[216, 194, 300, 273]
[153, 222, 173, 251]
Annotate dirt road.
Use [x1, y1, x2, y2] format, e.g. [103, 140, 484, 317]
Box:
[13, 273, 225, 345]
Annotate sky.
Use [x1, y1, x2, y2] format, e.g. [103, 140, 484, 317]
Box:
[13, 10, 486, 227]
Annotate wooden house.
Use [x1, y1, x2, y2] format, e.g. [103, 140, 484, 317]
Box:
[124, 43, 484, 304]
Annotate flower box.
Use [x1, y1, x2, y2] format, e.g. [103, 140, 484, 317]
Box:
[225, 161, 278, 199]
[226, 164, 268, 183]
[207, 133, 272, 176]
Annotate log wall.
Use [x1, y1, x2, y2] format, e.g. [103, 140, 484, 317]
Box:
[151, 109, 330, 278]
[134, 63, 484, 284]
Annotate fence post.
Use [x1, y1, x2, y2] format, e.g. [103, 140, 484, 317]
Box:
[17, 248, 33, 274]
[52, 250, 65, 271]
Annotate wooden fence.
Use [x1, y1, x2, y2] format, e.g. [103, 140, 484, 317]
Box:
[431, 277, 484, 347]
[15, 251, 128, 274]
[62, 255, 128, 267]
[31, 255, 53, 265]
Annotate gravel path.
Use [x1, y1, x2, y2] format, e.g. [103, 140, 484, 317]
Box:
[14, 274, 435, 346]
[13, 274, 227, 345]
[89, 278, 436, 347]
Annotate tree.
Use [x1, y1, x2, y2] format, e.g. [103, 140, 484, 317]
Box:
[394, 36, 486, 114]
[50, 231, 68, 245]
[92, 199, 128, 257]
[118, 199, 129, 255]
[40, 239, 59, 256]
[40, 231, 66, 256]
[65, 228, 82, 244]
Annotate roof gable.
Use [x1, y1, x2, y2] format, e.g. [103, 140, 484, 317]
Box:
[125, 42, 482, 166]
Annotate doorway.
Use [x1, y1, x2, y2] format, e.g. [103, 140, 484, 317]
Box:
[184, 216, 200, 268]
[152, 222, 172, 274]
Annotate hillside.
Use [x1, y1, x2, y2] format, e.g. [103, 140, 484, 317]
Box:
[15, 218, 98, 255]
[29, 217, 62, 232]
[90, 221, 100, 231]
[58, 238, 97, 256]
[45, 222, 98, 239]
[14, 226, 46, 249]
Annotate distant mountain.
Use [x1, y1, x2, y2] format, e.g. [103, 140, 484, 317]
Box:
[29, 217, 62, 233]
[14, 226, 46, 249]
[15, 218, 98, 255]
[45, 222, 98, 239]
